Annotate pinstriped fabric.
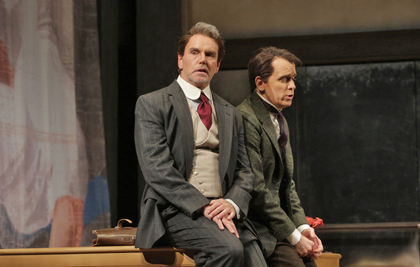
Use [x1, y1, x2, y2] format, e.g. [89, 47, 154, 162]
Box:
[136, 84, 204, 211]
[135, 81, 254, 219]
[134, 81, 266, 266]
[135, 82, 209, 249]
[164, 207, 266, 267]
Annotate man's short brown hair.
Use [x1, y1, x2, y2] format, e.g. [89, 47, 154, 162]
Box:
[248, 47, 301, 92]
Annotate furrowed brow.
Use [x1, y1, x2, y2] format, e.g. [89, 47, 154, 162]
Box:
[189, 47, 199, 52]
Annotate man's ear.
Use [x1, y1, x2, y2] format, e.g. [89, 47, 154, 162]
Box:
[177, 54, 183, 70]
[214, 61, 221, 74]
[255, 76, 265, 93]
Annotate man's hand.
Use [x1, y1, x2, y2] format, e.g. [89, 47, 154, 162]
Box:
[203, 198, 239, 238]
[301, 228, 324, 259]
[203, 198, 236, 220]
[211, 216, 239, 238]
[307, 236, 323, 259]
[294, 235, 314, 257]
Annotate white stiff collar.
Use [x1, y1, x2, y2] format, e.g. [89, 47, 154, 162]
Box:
[177, 75, 212, 102]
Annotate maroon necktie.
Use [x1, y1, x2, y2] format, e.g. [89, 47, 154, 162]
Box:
[198, 92, 212, 130]
[276, 112, 288, 156]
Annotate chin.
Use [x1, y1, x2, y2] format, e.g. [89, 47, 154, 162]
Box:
[193, 80, 210, 88]
[279, 103, 292, 109]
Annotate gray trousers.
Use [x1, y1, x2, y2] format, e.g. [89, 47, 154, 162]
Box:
[162, 206, 267, 267]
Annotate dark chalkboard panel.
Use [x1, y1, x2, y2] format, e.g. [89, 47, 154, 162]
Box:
[297, 61, 419, 224]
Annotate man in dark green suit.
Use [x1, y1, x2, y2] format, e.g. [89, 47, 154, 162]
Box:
[237, 47, 323, 267]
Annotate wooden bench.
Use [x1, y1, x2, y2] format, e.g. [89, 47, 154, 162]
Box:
[316, 252, 342, 267]
[0, 246, 195, 267]
[0, 246, 340, 267]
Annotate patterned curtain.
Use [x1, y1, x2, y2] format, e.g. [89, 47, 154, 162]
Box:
[0, 0, 110, 248]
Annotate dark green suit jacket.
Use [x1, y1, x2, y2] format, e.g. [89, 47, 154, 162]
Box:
[237, 91, 308, 258]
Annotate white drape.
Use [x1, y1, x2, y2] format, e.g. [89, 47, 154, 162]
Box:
[0, 0, 109, 248]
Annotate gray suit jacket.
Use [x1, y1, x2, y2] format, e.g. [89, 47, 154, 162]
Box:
[237, 91, 308, 258]
[134, 80, 255, 249]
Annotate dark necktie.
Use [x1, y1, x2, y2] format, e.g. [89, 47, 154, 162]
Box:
[197, 92, 212, 130]
[261, 99, 288, 156]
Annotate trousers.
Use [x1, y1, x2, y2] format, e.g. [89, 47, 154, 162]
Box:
[161, 205, 267, 267]
[266, 241, 317, 267]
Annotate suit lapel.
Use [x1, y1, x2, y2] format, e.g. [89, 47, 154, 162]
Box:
[167, 83, 234, 182]
[250, 92, 282, 160]
[213, 93, 232, 182]
[168, 81, 195, 176]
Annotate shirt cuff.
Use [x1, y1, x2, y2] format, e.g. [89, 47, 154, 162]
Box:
[225, 199, 241, 219]
[286, 229, 301, 245]
[286, 224, 311, 245]
[297, 224, 311, 233]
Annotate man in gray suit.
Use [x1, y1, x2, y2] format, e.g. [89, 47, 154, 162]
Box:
[134, 22, 267, 267]
[237, 47, 323, 267]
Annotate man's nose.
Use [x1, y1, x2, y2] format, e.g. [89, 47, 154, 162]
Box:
[289, 80, 296, 90]
[198, 53, 206, 63]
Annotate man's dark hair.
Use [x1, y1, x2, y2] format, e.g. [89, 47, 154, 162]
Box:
[248, 47, 301, 92]
[178, 22, 225, 63]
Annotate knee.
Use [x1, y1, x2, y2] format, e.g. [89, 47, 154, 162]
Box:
[195, 237, 244, 266]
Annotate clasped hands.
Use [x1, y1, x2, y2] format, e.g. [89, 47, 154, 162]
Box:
[294, 227, 323, 259]
[202, 198, 239, 238]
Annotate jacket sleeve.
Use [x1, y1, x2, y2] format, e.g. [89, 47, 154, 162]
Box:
[289, 178, 309, 227]
[283, 120, 308, 228]
[135, 94, 209, 218]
